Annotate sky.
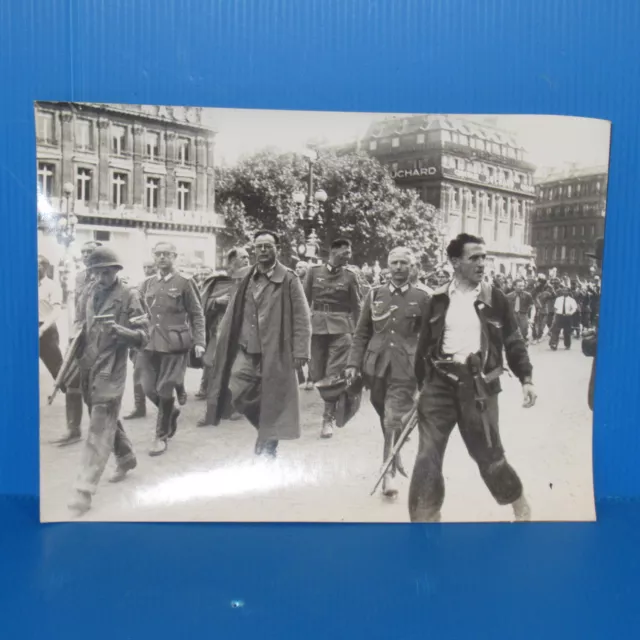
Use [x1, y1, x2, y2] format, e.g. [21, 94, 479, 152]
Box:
[201, 108, 611, 177]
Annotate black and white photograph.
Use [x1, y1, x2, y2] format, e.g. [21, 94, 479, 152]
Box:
[36, 103, 610, 523]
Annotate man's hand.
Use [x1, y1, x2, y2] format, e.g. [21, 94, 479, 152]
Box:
[522, 382, 537, 408]
[294, 357, 309, 369]
[344, 366, 359, 382]
[105, 321, 130, 338]
[194, 345, 205, 359]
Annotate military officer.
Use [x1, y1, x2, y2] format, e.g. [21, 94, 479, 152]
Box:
[123, 259, 157, 420]
[52, 240, 102, 447]
[303, 238, 362, 438]
[67, 247, 148, 516]
[137, 242, 206, 456]
[346, 247, 430, 498]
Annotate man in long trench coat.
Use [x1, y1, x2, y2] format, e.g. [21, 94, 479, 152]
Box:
[205, 230, 311, 457]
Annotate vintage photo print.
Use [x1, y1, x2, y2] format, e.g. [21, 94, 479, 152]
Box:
[36, 103, 610, 522]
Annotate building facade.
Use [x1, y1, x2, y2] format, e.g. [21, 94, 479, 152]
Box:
[36, 101, 224, 278]
[340, 115, 537, 275]
[531, 167, 607, 278]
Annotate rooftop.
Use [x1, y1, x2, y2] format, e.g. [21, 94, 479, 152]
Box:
[535, 164, 608, 184]
[363, 114, 526, 150]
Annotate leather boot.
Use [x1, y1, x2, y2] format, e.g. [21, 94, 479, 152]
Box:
[175, 385, 187, 406]
[55, 392, 83, 446]
[109, 457, 138, 483]
[195, 367, 211, 400]
[123, 384, 146, 419]
[149, 404, 168, 457]
[164, 398, 180, 439]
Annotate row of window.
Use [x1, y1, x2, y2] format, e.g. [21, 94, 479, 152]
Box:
[36, 111, 194, 165]
[37, 162, 194, 211]
[369, 130, 525, 161]
[533, 224, 598, 242]
[447, 187, 528, 218]
[534, 202, 604, 219]
[537, 180, 604, 201]
[538, 245, 592, 265]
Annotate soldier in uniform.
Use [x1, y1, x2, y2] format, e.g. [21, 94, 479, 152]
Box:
[123, 259, 157, 420]
[67, 247, 148, 516]
[304, 238, 362, 438]
[409, 233, 537, 523]
[52, 240, 102, 447]
[137, 242, 206, 456]
[409, 261, 434, 295]
[345, 247, 430, 498]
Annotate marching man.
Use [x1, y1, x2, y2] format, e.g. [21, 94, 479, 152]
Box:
[67, 247, 148, 516]
[409, 233, 537, 523]
[304, 238, 361, 439]
[345, 247, 430, 498]
[137, 242, 205, 456]
[205, 230, 311, 458]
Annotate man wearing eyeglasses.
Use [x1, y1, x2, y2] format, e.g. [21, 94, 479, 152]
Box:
[137, 241, 206, 456]
[204, 230, 311, 458]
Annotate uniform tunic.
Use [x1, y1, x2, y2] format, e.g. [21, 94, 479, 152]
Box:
[74, 278, 148, 495]
[137, 271, 205, 400]
[348, 282, 429, 432]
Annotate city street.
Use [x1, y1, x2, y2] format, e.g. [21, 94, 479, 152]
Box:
[39, 337, 596, 523]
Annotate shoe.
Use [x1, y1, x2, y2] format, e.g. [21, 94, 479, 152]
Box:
[381, 473, 398, 499]
[194, 391, 207, 400]
[168, 408, 180, 438]
[176, 390, 187, 406]
[320, 419, 334, 439]
[123, 408, 146, 420]
[229, 411, 243, 421]
[53, 432, 82, 447]
[196, 417, 214, 427]
[512, 495, 531, 522]
[109, 458, 137, 483]
[304, 381, 315, 391]
[149, 439, 168, 457]
[68, 490, 92, 515]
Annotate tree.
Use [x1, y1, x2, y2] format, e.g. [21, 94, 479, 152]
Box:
[215, 148, 440, 267]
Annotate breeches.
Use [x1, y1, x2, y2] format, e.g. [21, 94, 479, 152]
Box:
[369, 375, 416, 434]
[408, 372, 523, 521]
[138, 350, 188, 400]
[309, 333, 352, 382]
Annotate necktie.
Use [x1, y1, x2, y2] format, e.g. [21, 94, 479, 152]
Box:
[515, 295, 520, 313]
[562, 297, 566, 314]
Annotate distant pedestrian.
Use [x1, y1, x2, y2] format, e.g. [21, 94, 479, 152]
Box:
[549, 287, 578, 350]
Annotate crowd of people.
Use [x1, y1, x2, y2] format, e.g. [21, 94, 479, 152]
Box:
[38, 231, 602, 521]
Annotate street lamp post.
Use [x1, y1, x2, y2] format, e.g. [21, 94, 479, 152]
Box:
[60, 181, 79, 339]
[293, 149, 327, 264]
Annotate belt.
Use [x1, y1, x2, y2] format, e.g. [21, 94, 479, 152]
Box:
[313, 302, 351, 313]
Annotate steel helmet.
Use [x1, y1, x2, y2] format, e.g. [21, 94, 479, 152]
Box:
[86, 246, 123, 270]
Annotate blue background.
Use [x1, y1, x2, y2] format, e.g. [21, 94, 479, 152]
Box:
[1, 0, 638, 636]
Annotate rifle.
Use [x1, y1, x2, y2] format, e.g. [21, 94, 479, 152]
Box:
[370, 401, 419, 496]
[48, 328, 85, 405]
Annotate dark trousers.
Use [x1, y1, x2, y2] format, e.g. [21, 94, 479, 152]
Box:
[532, 312, 546, 341]
[549, 314, 573, 349]
[408, 371, 523, 521]
[228, 348, 277, 456]
[515, 313, 529, 340]
[310, 333, 352, 419]
[74, 398, 135, 495]
[39, 324, 63, 379]
[40, 324, 84, 434]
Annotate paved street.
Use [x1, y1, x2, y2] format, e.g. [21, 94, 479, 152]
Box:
[39, 335, 595, 523]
